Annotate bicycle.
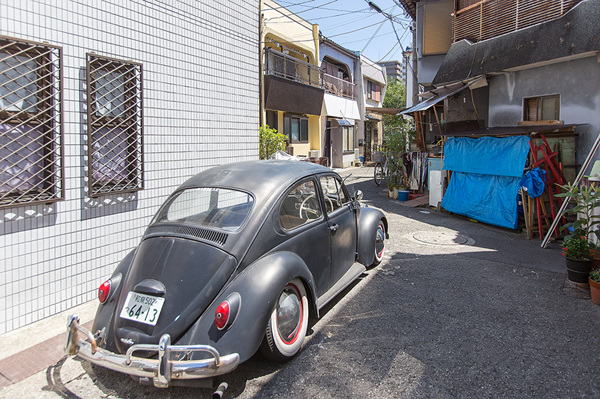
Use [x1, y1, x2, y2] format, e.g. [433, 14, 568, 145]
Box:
[374, 157, 388, 186]
[374, 154, 410, 189]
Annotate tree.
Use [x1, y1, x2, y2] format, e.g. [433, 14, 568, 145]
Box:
[381, 79, 415, 153]
[380, 79, 416, 190]
[259, 125, 287, 160]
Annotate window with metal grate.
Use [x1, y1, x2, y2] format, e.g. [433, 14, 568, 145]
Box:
[86, 54, 143, 197]
[0, 36, 64, 209]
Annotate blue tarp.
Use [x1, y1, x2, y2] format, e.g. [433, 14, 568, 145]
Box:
[441, 136, 530, 229]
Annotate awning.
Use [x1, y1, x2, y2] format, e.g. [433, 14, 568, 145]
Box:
[323, 93, 361, 120]
[399, 75, 486, 115]
[335, 118, 352, 126]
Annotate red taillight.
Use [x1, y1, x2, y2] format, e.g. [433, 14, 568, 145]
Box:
[98, 280, 111, 304]
[215, 301, 230, 330]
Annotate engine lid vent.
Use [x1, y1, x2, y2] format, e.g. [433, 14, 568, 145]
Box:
[145, 225, 228, 246]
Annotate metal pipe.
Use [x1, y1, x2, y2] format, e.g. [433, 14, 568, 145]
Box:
[541, 130, 600, 248]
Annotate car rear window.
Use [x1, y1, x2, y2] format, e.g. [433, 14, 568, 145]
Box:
[152, 187, 254, 232]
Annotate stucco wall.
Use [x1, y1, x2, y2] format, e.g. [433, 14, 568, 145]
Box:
[0, 0, 259, 335]
[488, 55, 600, 168]
[320, 46, 357, 82]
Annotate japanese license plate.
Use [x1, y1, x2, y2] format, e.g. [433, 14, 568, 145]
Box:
[119, 292, 165, 326]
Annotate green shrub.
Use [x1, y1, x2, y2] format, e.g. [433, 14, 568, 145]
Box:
[259, 125, 286, 160]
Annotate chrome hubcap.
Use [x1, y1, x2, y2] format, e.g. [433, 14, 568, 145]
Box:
[276, 286, 301, 343]
[375, 225, 385, 259]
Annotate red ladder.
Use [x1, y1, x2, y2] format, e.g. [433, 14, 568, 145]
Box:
[529, 135, 566, 238]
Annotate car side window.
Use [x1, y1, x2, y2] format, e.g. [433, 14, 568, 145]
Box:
[279, 180, 323, 230]
[319, 175, 348, 214]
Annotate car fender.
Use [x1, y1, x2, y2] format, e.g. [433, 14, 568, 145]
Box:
[176, 251, 317, 363]
[92, 248, 136, 350]
[357, 207, 388, 266]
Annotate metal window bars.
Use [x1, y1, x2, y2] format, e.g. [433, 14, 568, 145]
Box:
[0, 36, 64, 209]
[453, 0, 580, 43]
[322, 73, 357, 100]
[87, 54, 143, 197]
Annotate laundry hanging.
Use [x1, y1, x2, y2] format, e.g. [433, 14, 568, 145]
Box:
[441, 135, 530, 229]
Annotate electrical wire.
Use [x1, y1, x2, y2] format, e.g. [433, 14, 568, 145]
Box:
[325, 18, 394, 38]
[144, 0, 257, 46]
[376, 41, 398, 61]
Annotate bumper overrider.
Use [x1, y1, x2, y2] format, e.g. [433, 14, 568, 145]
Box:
[65, 314, 240, 388]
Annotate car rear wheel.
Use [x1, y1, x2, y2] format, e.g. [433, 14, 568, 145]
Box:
[260, 278, 308, 362]
[372, 220, 386, 266]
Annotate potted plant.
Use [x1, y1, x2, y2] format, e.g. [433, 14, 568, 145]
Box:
[561, 236, 594, 283]
[556, 182, 600, 283]
[589, 269, 600, 305]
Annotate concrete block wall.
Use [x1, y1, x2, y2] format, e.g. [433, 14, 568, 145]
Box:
[0, 0, 260, 335]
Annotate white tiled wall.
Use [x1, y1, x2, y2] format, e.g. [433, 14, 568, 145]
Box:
[0, 0, 260, 335]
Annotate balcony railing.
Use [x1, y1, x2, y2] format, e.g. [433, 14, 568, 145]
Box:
[264, 47, 322, 89]
[453, 0, 580, 43]
[322, 73, 357, 100]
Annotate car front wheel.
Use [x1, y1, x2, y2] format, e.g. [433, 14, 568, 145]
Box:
[260, 278, 308, 362]
[372, 220, 386, 266]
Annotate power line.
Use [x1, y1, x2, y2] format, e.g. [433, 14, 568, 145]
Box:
[292, 0, 339, 14]
[361, 4, 396, 52]
[308, 8, 372, 20]
[377, 41, 399, 61]
[325, 18, 393, 38]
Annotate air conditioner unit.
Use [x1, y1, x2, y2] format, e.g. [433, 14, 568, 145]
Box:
[309, 150, 320, 158]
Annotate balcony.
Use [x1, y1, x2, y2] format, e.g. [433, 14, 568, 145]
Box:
[263, 48, 325, 115]
[264, 47, 322, 89]
[453, 0, 581, 43]
[322, 73, 357, 100]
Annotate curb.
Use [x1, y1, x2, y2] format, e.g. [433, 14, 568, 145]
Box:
[0, 301, 97, 388]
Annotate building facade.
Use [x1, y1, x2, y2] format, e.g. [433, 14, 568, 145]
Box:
[260, 0, 324, 159]
[358, 56, 387, 163]
[0, 0, 260, 335]
[378, 60, 403, 83]
[319, 37, 361, 168]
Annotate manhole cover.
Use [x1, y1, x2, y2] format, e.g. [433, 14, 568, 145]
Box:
[412, 231, 469, 245]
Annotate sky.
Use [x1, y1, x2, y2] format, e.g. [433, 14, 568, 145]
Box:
[275, 0, 414, 63]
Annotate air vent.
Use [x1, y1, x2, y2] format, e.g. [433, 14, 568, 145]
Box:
[145, 225, 228, 246]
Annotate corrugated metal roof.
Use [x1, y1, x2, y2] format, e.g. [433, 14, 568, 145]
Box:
[399, 76, 485, 114]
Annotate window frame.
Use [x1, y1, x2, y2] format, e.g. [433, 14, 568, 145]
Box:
[319, 175, 349, 215]
[342, 125, 355, 153]
[86, 53, 144, 197]
[366, 81, 381, 102]
[278, 178, 323, 231]
[283, 113, 309, 143]
[0, 35, 64, 209]
[523, 94, 560, 122]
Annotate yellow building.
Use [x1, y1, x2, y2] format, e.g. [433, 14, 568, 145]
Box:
[260, 0, 324, 159]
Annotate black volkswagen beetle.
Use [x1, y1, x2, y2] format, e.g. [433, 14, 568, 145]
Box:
[66, 160, 388, 388]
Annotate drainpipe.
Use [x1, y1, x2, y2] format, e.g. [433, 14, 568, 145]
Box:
[412, 19, 418, 106]
[259, 9, 264, 127]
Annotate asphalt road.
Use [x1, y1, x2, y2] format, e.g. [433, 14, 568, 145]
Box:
[3, 166, 599, 399]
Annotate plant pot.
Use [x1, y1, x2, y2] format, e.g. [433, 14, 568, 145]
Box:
[565, 257, 593, 283]
[593, 251, 600, 271]
[590, 277, 600, 305]
[398, 190, 410, 202]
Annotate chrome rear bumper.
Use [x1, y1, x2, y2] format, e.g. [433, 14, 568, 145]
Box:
[66, 314, 240, 388]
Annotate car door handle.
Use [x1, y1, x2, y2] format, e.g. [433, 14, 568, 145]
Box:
[329, 223, 339, 233]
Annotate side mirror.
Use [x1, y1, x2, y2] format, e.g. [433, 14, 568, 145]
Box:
[355, 190, 363, 201]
